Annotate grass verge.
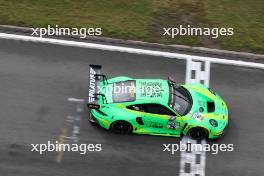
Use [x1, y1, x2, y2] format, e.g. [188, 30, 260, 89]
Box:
[0, 0, 263, 54]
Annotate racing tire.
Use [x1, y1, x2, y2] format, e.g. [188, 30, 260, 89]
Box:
[187, 127, 208, 140]
[110, 121, 133, 134]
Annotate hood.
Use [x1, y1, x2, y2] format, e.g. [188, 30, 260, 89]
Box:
[183, 83, 228, 119]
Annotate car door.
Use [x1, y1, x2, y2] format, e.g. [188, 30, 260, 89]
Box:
[128, 103, 182, 135]
[142, 103, 182, 135]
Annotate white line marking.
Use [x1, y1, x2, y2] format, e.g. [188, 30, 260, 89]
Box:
[0, 33, 264, 69]
[67, 98, 85, 103]
[186, 59, 211, 87]
[179, 137, 206, 176]
[61, 136, 77, 140]
[67, 97, 84, 143]
[66, 115, 75, 123]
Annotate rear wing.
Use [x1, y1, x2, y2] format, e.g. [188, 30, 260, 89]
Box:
[87, 65, 102, 109]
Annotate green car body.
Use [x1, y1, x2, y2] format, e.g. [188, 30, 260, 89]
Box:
[87, 65, 228, 139]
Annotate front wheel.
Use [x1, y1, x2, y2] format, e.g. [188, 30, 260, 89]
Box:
[187, 127, 208, 140]
[110, 121, 132, 134]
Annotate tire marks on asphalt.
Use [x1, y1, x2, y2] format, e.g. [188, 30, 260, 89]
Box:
[55, 98, 84, 163]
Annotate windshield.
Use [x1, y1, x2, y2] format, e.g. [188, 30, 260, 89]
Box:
[168, 83, 192, 116]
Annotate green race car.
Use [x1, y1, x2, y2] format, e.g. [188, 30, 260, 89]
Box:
[87, 65, 228, 139]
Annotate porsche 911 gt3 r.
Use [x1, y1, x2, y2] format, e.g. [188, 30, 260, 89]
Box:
[87, 65, 228, 139]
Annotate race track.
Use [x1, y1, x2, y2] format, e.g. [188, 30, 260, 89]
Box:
[0, 38, 264, 176]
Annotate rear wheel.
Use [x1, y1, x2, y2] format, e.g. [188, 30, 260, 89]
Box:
[187, 127, 208, 140]
[110, 121, 132, 134]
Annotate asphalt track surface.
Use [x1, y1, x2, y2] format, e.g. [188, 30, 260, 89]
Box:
[0, 38, 264, 176]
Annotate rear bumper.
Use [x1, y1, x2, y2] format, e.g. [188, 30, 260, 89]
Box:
[89, 112, 99, 124]
[90, 109, 111, 130]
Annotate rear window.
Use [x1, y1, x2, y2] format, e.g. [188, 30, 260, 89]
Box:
[112, 80, 136, 103]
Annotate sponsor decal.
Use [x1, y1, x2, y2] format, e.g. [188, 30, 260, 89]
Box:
[192, 112, 204, 121]
[147, 121, 163, 129]
[140, 81, 163, 98]
[167, 116, 179, 130]
[89, 67, 96, 103]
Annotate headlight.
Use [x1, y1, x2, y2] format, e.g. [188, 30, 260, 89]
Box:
[209, 119, 218, 127]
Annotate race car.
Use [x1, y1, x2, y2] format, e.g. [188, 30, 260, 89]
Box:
[87, 65, 228, 139]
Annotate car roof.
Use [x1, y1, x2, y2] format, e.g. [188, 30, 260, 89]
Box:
[102, 79, 170, 106]
[135, 79, 170, 104]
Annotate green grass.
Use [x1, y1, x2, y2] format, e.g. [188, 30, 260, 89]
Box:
[0, 0, 263, 54]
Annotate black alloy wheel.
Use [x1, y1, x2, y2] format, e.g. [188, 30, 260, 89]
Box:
[111, 121, 132, 134]
[187, 127, 208, 140]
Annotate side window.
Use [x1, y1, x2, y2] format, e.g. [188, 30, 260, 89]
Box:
[127, 104, 144, 112]
[127, 104, 175, 116]
[143, 104, 175, 115]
